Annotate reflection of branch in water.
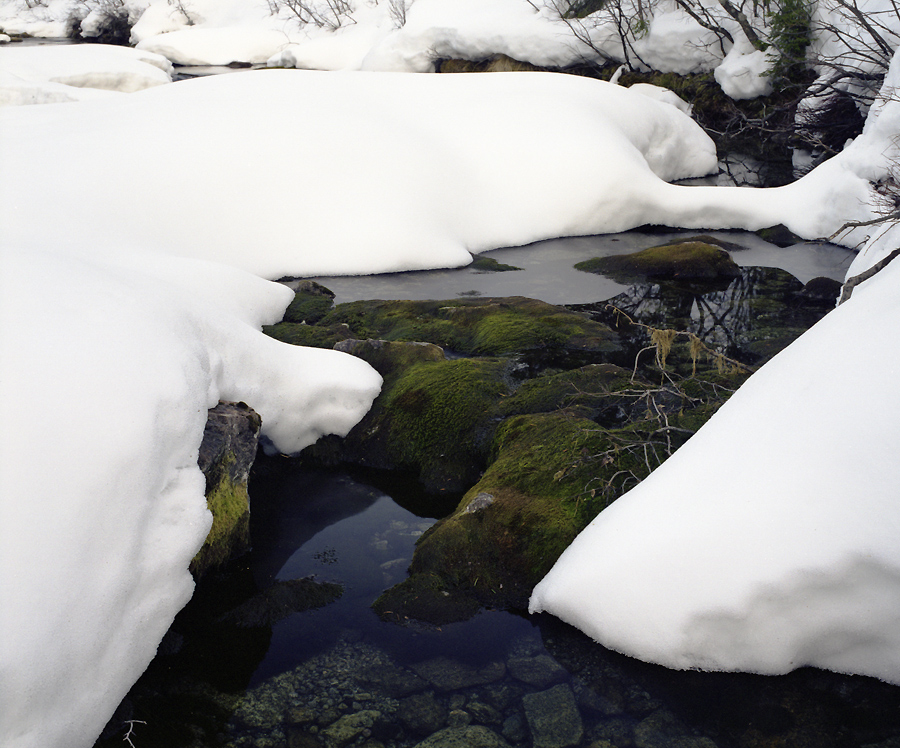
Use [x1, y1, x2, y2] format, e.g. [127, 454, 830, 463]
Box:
[605, 304, 756, 380]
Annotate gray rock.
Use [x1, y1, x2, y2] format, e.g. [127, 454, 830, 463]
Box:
[467, 700, 502, 725]
[398, 693, 448, 735]
[507, 654, 567, 689]
[501, 713, 528, 743]
[356, 664, 428, 697]
[192, 400, 261, 577]
[412, 725, 510, 748]
[411, 657, 506, 691]
[522, 684, 584, 748]
[464, 492, 494, 513]
[634, 709, 718, 748]
[320, 710, 380, 748]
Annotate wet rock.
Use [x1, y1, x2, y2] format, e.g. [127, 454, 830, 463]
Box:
[217, 578, 342, 627]
[398, 693, 448, 735]
[468, 700, 503, 725]
[448, 709, 472, 728]
[502, 713, 528, 743]
[522, 684, 584, 748]
[464, 492, 495, 514]
[412, 725, 510, 748]
[634, 709, 717, 748]
[507, 654, 568, 689]
[192, 400, 261, 577]
[575, 241, 741, 284]
[320, 709, 380, 748]
[410, 657, 506, 691]
[282, 280, 336, 324]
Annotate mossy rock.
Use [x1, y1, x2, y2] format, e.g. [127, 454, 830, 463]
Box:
[191, 402, 262, 578]
[374, 376, 737, 625]
[316, 297, 619, 358]
[306, 349, 513, 494]
[282, 280, 335, 324]
[439, 54, 543, 73]
[575, 242, 741, 283]
[470, 256, 522, 272]
[500, 363, 638, 425]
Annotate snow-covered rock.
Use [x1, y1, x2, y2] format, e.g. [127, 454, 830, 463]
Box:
[529, 45, 900, 689]
[0, 242, 382, 748]
[0, 43, 172, 106]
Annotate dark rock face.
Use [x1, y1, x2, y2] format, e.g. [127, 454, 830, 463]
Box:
[192, 401, 262, 577]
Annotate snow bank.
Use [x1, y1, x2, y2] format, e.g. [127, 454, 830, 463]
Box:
[0, 242, 381, 748]
[529, 46, 900, 686]
[0, 44, 172, 107]
[530, 252, 900, 684]
[0, 68, 721, 279]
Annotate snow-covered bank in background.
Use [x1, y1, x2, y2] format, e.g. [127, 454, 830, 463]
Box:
[0, 0, 776, 96]
[0, 43, 172, 106]
[0, 69, 722, 278]
[0, 243, 381, 748]
[0, 67, 887, 278]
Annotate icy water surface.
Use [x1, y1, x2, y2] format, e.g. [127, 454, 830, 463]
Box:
[304, 230, 855, 306]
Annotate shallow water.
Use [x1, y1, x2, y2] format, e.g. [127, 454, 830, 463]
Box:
[305, 230, 855, 307]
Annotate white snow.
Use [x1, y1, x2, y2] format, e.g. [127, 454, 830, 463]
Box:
[0, 43, 172, 106]
[0, 241, 382, 748]
[0, 0, 787, 98]
[0, 69, 723, 279]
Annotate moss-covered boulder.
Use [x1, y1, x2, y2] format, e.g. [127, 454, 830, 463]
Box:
[192, 401, 262, 578]
[575, 241, 742, 284]
[268, 294, 622, 363]
[304, 339, 513, 493]
[373, 374, 721, 624]
[281, 280, 335, 324]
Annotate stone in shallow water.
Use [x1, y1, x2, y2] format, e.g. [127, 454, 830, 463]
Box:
[410, 656, 506, 691]
[507, 654, 568, 689]
[412, 725, 510, 748]
[320, 709, 380, 748]
[398, 692, 448, 735]
[522, 683, 584, 748]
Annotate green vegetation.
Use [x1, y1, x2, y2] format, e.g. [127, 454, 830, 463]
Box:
[575, 241, 742, 282]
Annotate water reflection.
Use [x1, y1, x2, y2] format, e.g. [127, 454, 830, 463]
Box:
[306, 231, 854, 307]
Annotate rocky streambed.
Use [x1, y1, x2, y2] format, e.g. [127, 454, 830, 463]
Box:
[96, 236, 900, 748]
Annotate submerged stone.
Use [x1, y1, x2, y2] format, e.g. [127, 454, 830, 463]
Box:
[412, 725, 510, 748]
[410, 657, 506, 691]
[522, 684, 583, 748]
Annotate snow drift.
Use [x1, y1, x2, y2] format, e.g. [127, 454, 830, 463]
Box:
[0, 243, 381, 748]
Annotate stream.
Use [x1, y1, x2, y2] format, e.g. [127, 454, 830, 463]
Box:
[94, 228, 900, 748]
[17, 40, 888, 747]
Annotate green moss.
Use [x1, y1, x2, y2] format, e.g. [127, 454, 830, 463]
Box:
[500, 363, 632, 418]
[315, 297, 620, 358]
[282, 281, 335, 324]
[191, 455, 250, 577]
[262, 321, 354, 348]
[379, 358, 510, 489]
[575, 242, 741, 283]
[470, 256, 523, 272]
